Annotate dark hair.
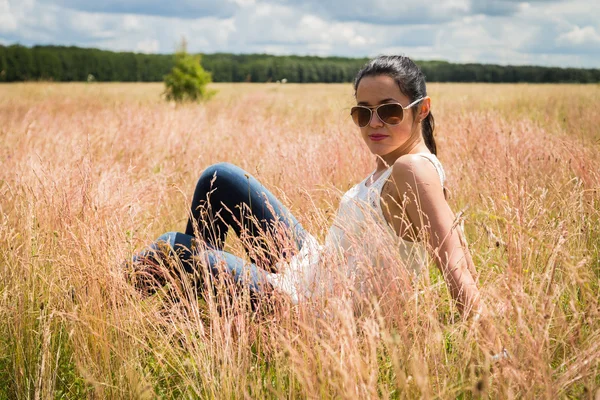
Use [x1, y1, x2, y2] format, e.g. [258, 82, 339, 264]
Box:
[353, 55, 436, 155]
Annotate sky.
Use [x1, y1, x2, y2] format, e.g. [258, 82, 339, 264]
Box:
[1, 0, 599, 68]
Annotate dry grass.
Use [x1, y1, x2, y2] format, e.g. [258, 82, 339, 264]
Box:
[0, 82, 599, 399]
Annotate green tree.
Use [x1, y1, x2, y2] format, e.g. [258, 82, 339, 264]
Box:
[6, 45, 34, 81]
[0, 46, 7, 82]
[33, 47, 63, 81]
[163, 43, 214, 102]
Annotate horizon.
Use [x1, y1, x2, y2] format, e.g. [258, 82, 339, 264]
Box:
[3, 42, 600, 71]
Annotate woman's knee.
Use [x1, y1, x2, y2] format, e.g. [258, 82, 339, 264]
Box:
[196, 162, 249, 198]
[200, 162, 245, 183]
[156, 231, 178, 248]
[156, 231, 196, 252]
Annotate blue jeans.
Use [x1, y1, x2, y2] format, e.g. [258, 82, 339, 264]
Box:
[132, 162, 308, 295]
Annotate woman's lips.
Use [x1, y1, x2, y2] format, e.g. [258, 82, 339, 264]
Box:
[369, 134, 388, 141]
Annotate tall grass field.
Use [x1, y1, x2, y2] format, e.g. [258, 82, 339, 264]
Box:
[0, 82, 599, 398]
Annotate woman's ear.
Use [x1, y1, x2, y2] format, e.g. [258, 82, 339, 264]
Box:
[418, 97, 431, 121]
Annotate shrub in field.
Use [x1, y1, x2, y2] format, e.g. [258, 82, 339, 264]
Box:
[163, 47, 214, 102]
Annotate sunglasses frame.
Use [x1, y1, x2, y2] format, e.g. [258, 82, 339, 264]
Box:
[350, 96, 429, 128]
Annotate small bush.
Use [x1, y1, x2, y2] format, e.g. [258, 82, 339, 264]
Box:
[163, 48, 215, 102]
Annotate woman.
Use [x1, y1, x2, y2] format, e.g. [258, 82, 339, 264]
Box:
[127, 55, 506, 359]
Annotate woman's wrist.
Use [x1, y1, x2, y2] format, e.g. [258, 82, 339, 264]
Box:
[470, 304, 506, 359]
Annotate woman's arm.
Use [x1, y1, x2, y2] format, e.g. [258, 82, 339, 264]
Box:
[389, 155, 502, 353]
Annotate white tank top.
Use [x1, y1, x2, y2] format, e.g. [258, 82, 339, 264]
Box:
[266, 153, 446, 303]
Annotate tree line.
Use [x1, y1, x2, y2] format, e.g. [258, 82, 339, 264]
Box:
[1, 44, 599, 84]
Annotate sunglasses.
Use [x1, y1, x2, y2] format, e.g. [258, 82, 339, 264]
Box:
[350, 97, 428, 128]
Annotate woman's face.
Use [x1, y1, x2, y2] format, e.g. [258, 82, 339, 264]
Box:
[354, 74, 418, 157]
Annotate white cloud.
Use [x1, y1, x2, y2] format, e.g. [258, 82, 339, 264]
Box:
[122, 15, 142, 32]
[349, 35, 368, 47]
[68, 12, 117, 39]
[135, 39, 159, 53]
[557, 26, 600, 46]
[0, 0, 18, 33]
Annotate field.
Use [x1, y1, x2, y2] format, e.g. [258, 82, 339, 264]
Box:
[1, 82, 599, 398]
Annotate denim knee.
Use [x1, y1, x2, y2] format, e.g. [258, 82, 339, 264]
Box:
[198, 162, 254, 192]
[156, 231, 178, 248]
[199, 162, 244, 184]
[130, 231, 179, 265]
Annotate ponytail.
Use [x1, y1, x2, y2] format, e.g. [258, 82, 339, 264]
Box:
[422, 109, 446, 198]
[421, 111, 436, 155]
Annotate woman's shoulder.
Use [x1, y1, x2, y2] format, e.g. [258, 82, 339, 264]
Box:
[390, 153, 444, 189]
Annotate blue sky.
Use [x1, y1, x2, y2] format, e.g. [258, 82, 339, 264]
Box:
[1, 0, 599, 68]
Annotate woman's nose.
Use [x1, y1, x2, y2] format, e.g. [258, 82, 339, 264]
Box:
[369, 109, 384, 128]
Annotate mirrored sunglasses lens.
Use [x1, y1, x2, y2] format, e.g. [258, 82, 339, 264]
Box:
[351, 107, 371, 127]
[377, 104, 404, 125]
